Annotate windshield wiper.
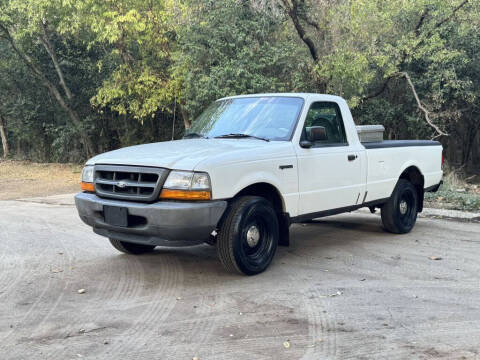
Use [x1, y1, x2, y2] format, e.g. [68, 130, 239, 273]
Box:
[214, 133, 270, 142]
[183, 132, 208, 139]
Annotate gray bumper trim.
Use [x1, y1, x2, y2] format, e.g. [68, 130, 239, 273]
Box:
[75, 192, 227, 247]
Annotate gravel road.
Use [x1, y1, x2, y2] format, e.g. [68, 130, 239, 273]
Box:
[1, 194, 479, 359]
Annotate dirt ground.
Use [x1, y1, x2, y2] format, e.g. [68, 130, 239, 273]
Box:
[0, 161, 82, 200]
[1, 194, 479, 359]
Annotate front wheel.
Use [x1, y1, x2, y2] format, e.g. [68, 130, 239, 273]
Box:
[109, 238, 156, 255]
[381, 179, 419, 234]
[217, 196, 279, 275]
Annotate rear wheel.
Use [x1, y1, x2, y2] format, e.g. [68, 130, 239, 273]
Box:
[109, 238, 156, 255]
[381, 179, 419, 234]
[217, 196, 278, 275]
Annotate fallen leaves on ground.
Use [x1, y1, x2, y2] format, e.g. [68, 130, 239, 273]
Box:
[306, 339, 324, 348]
[319, 291, 343, 298]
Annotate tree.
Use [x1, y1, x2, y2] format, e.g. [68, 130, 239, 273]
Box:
[66, 0, 187, 127]
[280, 0, 471, 136]
[0, 0, 95, 157]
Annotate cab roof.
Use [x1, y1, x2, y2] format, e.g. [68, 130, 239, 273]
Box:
[218, 93, 345, 102]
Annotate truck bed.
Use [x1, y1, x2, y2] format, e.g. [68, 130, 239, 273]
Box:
[362, 139, 443, 204]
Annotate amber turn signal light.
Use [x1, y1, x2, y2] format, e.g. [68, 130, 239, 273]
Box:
[159, 189, 211, 200]
[81, 182, 95, 192]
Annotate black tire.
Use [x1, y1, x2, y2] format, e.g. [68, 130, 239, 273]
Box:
[381, 179, 419, 234]
[109, 238, 156, 255]
[217, 196, 279, 275]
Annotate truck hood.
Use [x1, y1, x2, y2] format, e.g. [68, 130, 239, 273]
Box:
[86, 138, 291, 170]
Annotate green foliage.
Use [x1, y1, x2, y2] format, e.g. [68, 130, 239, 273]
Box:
[0, 0, 479, 170]
[70, 0, 179, 121]
[425, 186, 480, 212]
[176, 0, 313, 119]
[317, 49, 374, 107]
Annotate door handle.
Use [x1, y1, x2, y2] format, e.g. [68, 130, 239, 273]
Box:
[348, 154, 358, 161]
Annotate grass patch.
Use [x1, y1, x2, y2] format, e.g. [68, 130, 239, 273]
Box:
[425, 167, 480, 212]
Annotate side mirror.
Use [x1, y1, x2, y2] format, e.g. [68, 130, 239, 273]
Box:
[308, 126, 328, 142]
[300, 140, 313, 148]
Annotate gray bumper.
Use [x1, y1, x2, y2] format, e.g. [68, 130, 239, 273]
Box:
[74, 192, 227, 247]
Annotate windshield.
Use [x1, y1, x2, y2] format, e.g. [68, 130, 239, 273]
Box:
[186, 96, 304, 141]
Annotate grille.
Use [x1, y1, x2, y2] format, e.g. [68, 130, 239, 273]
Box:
[94, 165, 168, 202]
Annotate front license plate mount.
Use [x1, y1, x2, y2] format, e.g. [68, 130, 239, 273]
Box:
[103, 205, 128, 227]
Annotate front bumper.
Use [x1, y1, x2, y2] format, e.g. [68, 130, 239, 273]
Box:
[75, 192, 227, 247]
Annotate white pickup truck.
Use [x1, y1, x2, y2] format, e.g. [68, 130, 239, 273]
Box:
[75, 93, 443, 275]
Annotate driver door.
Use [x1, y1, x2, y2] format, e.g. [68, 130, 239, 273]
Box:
[296, 101, 363, 215]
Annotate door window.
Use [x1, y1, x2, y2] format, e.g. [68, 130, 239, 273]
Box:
[301, 102, 348, 147]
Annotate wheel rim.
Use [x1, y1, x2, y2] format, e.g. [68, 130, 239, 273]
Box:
[239, 211, 275, 268]
[246, 225, 261, 248]
[398, 189, 416, 227]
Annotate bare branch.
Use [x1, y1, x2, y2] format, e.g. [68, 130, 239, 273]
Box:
[414, 0, 469, 51]
[360, 77, 393, 103]
[303, 13, 321, 32]
[414, 8, 429, 36]
[434, 0, 468, 30]
[0, 23, 45, 80]
[279, 0, 319, 62]
[40, 19, 73, 100]
[396, 71, 448, 138]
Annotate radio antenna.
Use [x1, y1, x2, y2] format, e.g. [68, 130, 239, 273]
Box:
[171, 93, 176, 141]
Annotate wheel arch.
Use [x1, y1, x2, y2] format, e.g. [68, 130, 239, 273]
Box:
[233, 182, 286, 214]
[398, 165, 425, 212]
[230, 182, 290, 246]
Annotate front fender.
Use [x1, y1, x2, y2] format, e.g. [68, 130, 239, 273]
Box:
[205, 159, 299, 216]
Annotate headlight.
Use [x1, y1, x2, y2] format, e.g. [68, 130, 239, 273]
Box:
[82, 166, 94, 183]
[163, 171, 196, 190]
[81, 165, 95, 192]
[191, 173, 211, 190]
[160, 171, 211, 200]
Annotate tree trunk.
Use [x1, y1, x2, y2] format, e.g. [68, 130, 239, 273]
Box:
[40, 22, 73, 100]
[280, 0, 319, 62]
[40, 76, 94, 156]
[180, 107, 191, 129]
[280, 0, 328, 91]
[0, 115, 8, 158]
